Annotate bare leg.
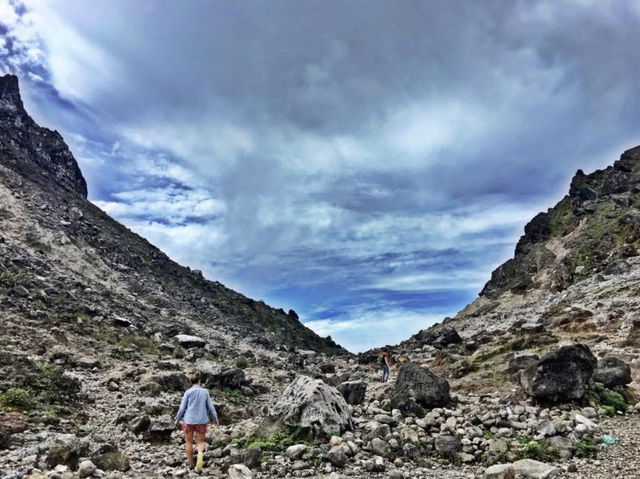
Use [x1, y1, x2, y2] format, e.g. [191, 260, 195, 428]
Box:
[185, 429, 195, 467]
[195, 430, 206, 470]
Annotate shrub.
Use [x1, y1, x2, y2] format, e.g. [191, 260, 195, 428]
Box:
[1, 388, 32, 409]
[523, 441, 541, 459]
[575, 438, 598, 458]
[235, 358, 249, 369]
[589, 383, 628, 412]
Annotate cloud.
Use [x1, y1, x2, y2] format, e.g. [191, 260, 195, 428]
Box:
[3, 0, 640, 351]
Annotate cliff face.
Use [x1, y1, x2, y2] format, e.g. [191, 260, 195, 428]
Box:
[0, 74, 343, 355]
[480, 145, 640, 299]
[0, 74, 88, 198]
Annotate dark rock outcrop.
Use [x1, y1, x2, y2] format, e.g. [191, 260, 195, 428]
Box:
[391, 362, 450, 415]
[519, 344, 597, 402]
[593, 357, 632, 387]
[337, 381, 367, 405]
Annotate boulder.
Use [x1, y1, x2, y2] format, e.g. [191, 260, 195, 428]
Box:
[285, 444, 307, 460]
[91, 449, 130, 472]
[508, 351, 539, 373]
[144, 415, 175, 442]
[512, 459, 560, 478]
[593, 357, 632, 387]
[519, 344, 597, 402]
[257, 375, 352, 438]
[197, 361, 246, 389]
[484, 464, 515, 479]
[77, 460, 96, 478]
[604, 259, 631, 275]
[45, 434, 88, 471]
[228, 464, 253, 479]
[434, 435, 461, 457]
[328, 445, 348, 467]
[129, 415, 151, 434]
[139, 372, 189, 392]
[390, 362, 450, 414]
[174, 334, 206, 348]
[414, 324, 462, 348]
[370, 437, 391, 457]
[337, 381, 367, 405]
[243, 448, 262, 468]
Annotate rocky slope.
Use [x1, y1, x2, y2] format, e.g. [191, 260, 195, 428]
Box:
[2, 72, 640, 479]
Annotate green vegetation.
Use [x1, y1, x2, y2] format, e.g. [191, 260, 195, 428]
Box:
[588, 383, 629, 413]
[76, 311, 91, 323]
[575, 438, 598, 458]
[0, 270, 22, 287]
[236, 427, 311, 454]
[235, 358, 249, 369]
[223, 387, 245, 406]
[483, 430, 494, 440]
[118, 335, 161, 356]
[42, 407, 59, 425]
[523, 441, 541, 459]
[1, 388, 32, 410]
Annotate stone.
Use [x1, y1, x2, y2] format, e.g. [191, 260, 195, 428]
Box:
[512, 459, 560, 478]
[139, 372, 189, 392]
[257, 375, 352, 438]
[129, 415, 151, 434]
[434, 435, 461, 457]
[370, 437, 391, 457]
[10, 285, 29, 297]
[414, 324, 462, 348]
[243, 448, 262, 468]
[174, 334, 206, 348]
[337, 381, 367, 405]
[604, 259, 630, 275]
[521, 322, 544, 333]
[484, 464, 515, 479]
[144, 415, 175, 442]
[228, 463, 253, 479]
[91, 450, 130, 472]
[391, 362, 450, 414]
[327, 445, 348, 467]
[519, 344, 597, 402]
[593, 356, 632, 387]
[508, 351, 539, 373]
[77, 460, 96, 478]
[286, 444, 307, 460]
[138, 381, 161, 396]
[46, 434, 88, 471]
[197, 360, 246, 389]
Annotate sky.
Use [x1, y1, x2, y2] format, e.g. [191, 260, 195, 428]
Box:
[1, 0, 640, 352]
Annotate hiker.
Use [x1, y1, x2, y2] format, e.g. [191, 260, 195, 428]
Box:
[174, 371, 219, 472]
[379, 347, 391, 382]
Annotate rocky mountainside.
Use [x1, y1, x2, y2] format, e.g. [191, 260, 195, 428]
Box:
[2, 72, 640, 479]
[0, 74, 342, 357]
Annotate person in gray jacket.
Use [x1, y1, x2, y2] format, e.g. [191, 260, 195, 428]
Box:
[174, 371, 219, 471]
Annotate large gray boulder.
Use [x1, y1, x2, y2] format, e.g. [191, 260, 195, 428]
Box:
[508, 351, 539, 373]
[593, 357, 632, 387]
[196, 360, 246, 389]
[512, 459, 560, 478]
[45, 434, 89, 471]
[519, 344, 597, 402]
[390, 362, 450, 415]
[258, 375, 352, 438]
[337, 381, 367, 405]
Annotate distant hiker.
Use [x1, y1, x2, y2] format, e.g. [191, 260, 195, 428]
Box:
[174, 371, 219, 472]
[379, 347, 391, 382]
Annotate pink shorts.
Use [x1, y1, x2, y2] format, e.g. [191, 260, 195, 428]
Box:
[182, 423, 207, 435]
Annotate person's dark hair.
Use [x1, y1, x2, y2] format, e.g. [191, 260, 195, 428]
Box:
[382, 348, 388, 353]
[190, 371, 201, 385]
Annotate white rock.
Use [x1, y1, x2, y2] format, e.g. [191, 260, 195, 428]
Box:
[512, 459, 560, 478]
[484, 464, 515, 479]
[228, 464, 254, 479]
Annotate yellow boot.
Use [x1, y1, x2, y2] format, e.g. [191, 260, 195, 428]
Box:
[195, 450, 204, 472]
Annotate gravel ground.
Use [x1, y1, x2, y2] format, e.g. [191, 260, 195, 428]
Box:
[560, 413, 640, 479]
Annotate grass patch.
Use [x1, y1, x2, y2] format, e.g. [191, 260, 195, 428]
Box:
[588, 383, 628, 413]
[118, 335, 161, 356]
[523, 441, 541, 459]
[237, 427, 311, 454]
[575, 438, 598, 458]
[235, 358, 249, 369]
[1, 388, 32, 410]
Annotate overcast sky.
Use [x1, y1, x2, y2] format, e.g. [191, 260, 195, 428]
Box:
[2, 0, 640, 351]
